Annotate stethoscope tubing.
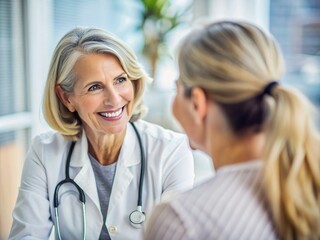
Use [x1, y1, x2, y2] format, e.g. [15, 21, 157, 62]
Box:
[53, 122, 145, 239]
[54, 141, 86, 240]
[130, 121, 145, 207]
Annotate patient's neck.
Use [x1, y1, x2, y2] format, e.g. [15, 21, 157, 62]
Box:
[211, 132, 266, 170]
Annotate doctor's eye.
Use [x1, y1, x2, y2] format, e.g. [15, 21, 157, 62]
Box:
[115, 76, 127, 85]
[88, 84, 103, 92]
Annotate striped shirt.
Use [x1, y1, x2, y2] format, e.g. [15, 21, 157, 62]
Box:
[144, 160, 279, 240]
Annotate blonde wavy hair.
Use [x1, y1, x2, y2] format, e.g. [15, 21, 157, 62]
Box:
[178, 21, 320, 239]
[43, 27, 151, 140]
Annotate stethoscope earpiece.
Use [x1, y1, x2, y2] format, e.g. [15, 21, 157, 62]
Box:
[129, 206, 146, 227]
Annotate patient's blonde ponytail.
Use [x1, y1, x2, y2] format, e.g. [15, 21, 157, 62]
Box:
[263, 86, 320, 239]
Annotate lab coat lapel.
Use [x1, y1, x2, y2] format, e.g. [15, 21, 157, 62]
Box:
[71, 131, 101, 211]
[107, 123, 140, 213]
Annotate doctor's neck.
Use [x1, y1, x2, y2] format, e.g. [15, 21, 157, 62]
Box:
[85, 128, 126, 166]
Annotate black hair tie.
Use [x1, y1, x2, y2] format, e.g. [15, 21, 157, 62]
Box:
[262, 81, 278, 96]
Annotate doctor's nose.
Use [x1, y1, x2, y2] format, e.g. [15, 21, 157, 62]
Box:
[103, 88, 122, 106]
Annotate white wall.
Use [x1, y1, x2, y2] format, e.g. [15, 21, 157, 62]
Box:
[194, 0, 270, 30]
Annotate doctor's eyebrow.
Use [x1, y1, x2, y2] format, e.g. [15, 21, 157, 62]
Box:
[113, 72, 127, 80]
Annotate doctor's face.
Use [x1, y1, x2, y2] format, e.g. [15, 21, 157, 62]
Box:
[64, 53, 134, 137]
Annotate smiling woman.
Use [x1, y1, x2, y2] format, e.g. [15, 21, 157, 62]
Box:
[9, 27, 194, 240]
[56, 53, 135, 144]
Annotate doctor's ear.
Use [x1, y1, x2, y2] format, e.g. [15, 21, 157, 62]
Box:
[190, 87, 208, 122]
[55, 85, 75, 112]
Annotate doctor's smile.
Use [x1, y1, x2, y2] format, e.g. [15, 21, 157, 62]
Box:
[98, 107, 124, 120]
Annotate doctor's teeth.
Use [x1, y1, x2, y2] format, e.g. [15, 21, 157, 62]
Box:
[103, 108, 122, 118]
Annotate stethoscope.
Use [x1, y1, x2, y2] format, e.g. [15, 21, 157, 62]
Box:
[53, 122, 146, 240]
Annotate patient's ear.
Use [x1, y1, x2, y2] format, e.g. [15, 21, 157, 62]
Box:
[190, 87, 208, 123]
[55, 85, 75, 112]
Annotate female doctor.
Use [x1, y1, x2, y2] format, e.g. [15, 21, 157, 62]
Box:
[9, 27, 194, 240]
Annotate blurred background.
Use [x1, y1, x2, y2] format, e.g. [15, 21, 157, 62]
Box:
[0, 0, 319, 238]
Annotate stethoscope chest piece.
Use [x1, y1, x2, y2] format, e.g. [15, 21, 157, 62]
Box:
[129, 206, 145, 226]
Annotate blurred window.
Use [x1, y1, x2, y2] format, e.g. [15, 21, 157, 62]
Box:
[269, 0, 320, 107]
[0, 0, 30, 238]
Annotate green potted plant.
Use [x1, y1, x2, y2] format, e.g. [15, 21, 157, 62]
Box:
[137, 0, 190, 80]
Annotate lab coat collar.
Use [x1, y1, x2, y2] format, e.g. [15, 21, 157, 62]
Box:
[117, 122, 141, 168]
[70, 130, 89, 167]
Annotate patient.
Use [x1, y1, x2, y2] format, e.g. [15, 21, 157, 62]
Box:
[144, 21, 320, 240]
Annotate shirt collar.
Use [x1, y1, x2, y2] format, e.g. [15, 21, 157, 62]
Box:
[216, 159, 263, 174]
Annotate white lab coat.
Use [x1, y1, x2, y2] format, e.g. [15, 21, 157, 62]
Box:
[9, 120, 194, 240]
